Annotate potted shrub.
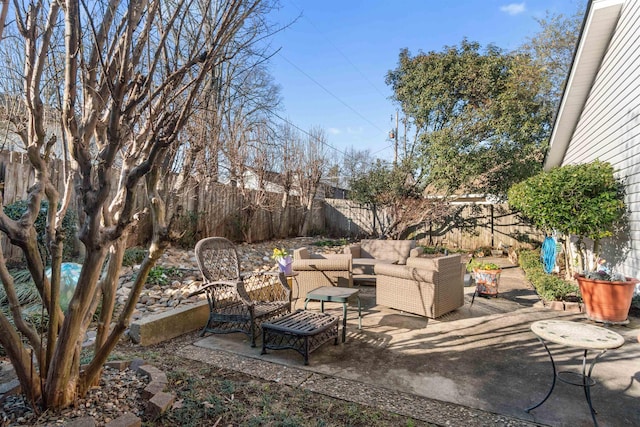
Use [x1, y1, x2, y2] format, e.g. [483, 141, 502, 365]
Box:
[574, 262, 638, 323]
[508, 160, 635, 323]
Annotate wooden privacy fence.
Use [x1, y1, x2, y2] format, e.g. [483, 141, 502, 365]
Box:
[323, 198, 543, 250]
[0, 150, 320, 262]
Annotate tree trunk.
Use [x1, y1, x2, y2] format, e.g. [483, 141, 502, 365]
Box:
[44, 248, 108, 408]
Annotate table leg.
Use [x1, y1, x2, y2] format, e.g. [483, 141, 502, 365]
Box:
[583, 349, 607, 426]
[342, 302, 347, 343]
[526, 337, 557, 413]
[357, 296, 361, 330]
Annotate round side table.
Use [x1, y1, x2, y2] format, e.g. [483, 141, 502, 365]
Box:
[526, 319, 624, 426]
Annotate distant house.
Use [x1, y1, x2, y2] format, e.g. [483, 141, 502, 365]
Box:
[239, 169, 297, 195]
[544, 0, 639, 278]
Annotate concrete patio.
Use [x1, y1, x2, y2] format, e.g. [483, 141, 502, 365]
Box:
[178, 257, 640, 427]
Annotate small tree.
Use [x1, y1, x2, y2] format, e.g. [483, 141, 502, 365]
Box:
[0, 0, 275, 410]
[508, 160, 626, 275]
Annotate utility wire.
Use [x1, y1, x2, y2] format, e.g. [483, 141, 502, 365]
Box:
[277, 52, 386, 134]
[288, 0, 389, 100]
[269, 109, 351, 157]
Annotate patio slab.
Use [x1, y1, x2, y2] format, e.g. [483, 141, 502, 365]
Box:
[182, 257, 640, 427]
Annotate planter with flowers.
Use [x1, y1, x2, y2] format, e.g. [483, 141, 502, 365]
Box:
[272, 247, 293, 275]
[509, 160, 636, 323]
[469, 261, 502, 297]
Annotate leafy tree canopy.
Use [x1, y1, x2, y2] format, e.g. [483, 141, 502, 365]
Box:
[520, 5, 584, 114]
[386, 39, 552, 197]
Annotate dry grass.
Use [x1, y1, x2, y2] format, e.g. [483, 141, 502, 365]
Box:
[112, 332, 434, 427]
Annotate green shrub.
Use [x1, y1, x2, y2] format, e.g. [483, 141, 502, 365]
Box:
[508, 161, 626, 273]
[313, 238, 348, 247]
[518, 249, 579, 301]
[170, 210, 202, 248]
[3, 199, 78, 261]
[145, 265, 182, 286]
[123, 247, 147, 267]
[418, 245, 445, 255]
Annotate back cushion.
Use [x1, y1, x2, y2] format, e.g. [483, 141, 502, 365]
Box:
[361, 239, 416, 264]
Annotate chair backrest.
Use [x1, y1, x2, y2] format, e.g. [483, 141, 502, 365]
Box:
[194, 237, 241, 283]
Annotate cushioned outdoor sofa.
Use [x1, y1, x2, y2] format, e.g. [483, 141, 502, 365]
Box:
[374, 254, 465, 319]
[344, 239, 418, 282]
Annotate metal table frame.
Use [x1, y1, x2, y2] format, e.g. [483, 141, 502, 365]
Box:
[525, 320, 624, 426]
[304, 286, 362, 343]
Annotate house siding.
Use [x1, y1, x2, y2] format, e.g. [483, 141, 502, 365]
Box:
[563, 0, 640, 278]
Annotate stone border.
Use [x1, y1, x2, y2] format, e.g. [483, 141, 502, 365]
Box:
[101, 359, 176, 426]
[541, 300, 584, 313]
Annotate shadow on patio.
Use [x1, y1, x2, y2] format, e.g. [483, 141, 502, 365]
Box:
[179, 257, 640, 427]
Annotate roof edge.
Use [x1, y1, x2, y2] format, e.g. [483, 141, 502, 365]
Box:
[543, 0, 623, 171]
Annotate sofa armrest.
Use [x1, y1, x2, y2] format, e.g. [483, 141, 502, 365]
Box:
[344, 244, 361, 258]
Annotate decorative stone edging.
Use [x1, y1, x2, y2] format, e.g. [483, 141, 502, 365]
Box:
[541, 300, 584, 313]
[101, 359, 176, 426]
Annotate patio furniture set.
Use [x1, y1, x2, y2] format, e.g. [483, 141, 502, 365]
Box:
[190, 237, 466, 364]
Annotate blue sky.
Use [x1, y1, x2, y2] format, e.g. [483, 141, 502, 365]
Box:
[266, 0, 583, 160]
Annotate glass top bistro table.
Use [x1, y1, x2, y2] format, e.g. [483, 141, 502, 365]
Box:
[525, 319, 625, 426]
[304, 286, 362, 343]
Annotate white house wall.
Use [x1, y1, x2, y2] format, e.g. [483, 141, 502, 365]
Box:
[562, 0, 640, 278]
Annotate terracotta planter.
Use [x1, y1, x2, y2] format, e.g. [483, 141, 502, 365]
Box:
[575, 274, 638, 323]
[473, 268, 502, 296]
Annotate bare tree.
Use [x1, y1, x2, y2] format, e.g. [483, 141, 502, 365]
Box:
[294, 126, 327, 236]
[274, 121, 301, 236]
[0, 0, 275, 410]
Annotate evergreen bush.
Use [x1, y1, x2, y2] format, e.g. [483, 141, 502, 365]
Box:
[518, 249, 579, 301]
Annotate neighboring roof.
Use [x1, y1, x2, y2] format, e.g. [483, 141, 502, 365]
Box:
[543, 0, 624, 170]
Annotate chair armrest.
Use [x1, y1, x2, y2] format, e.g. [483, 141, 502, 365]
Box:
[374, 263, 436, 283]
[410, 247, 424, 258]
[292, 256, 351, 271]
[240, 272, 290, 304]
[344, 244, 361, 258]
[187, 280, 241, 297]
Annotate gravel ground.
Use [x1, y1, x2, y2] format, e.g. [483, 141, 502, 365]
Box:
[1, 365, 148, 426]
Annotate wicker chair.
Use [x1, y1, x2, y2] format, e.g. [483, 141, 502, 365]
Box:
[291, 248, 352, 303]
[191, 237, 291, 347]
[374, 254, 465, 319]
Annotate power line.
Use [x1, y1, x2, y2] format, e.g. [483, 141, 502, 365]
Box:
[277, 52, 386, 134]
[269, 109, 351, 157]
[288, 0, 389, 100]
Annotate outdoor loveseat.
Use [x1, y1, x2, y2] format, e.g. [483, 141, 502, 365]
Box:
[344, 239, 418, 282]
[374, 254, 465, 319]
